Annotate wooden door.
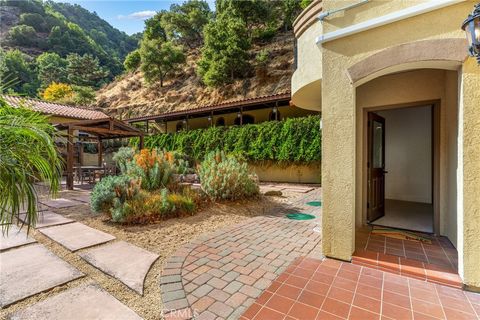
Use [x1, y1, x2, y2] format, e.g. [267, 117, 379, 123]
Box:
[367, 113, 386, 222]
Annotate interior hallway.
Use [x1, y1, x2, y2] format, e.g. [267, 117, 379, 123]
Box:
[371, 199, 433, 233]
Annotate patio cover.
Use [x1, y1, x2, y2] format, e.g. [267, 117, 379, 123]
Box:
[55, 118, 144, 190]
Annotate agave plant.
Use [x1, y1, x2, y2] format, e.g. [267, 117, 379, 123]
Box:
[0, 97, 62, 233]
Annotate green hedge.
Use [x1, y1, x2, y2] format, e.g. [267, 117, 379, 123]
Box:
[140, 115, 321, 163]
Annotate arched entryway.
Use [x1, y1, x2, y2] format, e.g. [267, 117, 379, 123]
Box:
[347, 38, 466, 286]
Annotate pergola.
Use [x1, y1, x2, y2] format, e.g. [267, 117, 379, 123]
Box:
[56, 118, 144, 190]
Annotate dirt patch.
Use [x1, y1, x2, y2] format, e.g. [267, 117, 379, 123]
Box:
[1, 192, 302, 320]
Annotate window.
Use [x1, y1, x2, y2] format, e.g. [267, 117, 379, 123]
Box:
[269, 110, 281, 121]
[216, 117, 225, 126]
[234, 114, 255, 125]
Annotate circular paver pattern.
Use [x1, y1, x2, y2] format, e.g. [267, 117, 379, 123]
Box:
[160, 213, 322, 319]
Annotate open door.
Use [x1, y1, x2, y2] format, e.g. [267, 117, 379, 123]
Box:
[367, 113, 386, 223]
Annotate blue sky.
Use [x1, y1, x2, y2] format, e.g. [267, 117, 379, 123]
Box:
[54, 0, 216, 35]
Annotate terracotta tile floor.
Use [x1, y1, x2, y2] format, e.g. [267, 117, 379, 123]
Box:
[352, 228, 462, 288]
[242, 257, 480, 320]
[355, 228, 458, 270]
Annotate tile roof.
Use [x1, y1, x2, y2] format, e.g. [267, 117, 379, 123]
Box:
[1, 95, 108, 120]
[126, 91, 291, 122]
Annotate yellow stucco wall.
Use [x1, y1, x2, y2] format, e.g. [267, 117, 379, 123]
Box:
[459, 57, 480, 288]
[249, 162, 321, 184]
[294, 0, 480, 286]
[355, 69, 459, 247]
[291, 21, 323, 111]
[154, 105, 315, 133]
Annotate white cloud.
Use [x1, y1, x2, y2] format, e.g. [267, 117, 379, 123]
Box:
[117, 10, 156, 20]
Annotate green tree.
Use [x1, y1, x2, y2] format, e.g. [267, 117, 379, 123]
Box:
[139, 39, 185, 87]
[0, 98, 62, 232]
[8, 25, 37, 46]
[216, 0, 271, 35]
[72, 85, 96, 105]
[198, 11, 250, 86]
[66, 53, 109, 87]
[144, 11, 167, 41]
[19, 12, 48, 32]
[36, 52, 67, 88]
[0, 49, 39, 95]
[280, 0, 303, 31]
[161, 0, 212, 48]
[123, 49, 141, 72]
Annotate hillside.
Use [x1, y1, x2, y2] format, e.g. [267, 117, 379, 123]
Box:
[0, 0, 137, 78]
[96, 31, 294, 119]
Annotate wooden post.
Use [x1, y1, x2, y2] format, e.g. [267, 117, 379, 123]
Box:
[98, 137, 103, 167]
[210, 111, 213, 127]
[79, 137, 84, 166]
[164, 121, 167, 133]
[139, 135, 144, 150]
[240, 107, 243, 125]
[66, 126, 74, 190]
[146, 120, 149, 134]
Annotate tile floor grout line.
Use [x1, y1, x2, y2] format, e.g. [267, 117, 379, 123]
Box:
[345, 263, 361, 320]
[406, 273, 415, 320]
[379, 268, 385, 319]
[420, 241, 432, 265]
[316, 258, 341, 317]
[433, 283, 449, 320]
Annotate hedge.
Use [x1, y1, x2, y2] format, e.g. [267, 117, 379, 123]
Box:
[138, 115, 321, 164]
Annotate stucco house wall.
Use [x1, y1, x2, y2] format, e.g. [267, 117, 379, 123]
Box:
[292, 0, 480, 287]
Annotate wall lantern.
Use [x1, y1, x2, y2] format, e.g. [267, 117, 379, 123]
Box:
[272, 106, 278, 113]
[207, 115, 212, 122]
[237, 111, 241, 118]
[462, 3, 480, 64]
[182, 119, 187, 124]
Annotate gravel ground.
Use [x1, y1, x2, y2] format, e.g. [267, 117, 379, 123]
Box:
[1, 190, 304, 320]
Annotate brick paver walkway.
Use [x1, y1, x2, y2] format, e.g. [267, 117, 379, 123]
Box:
[242, 256, 480, 320]
[160, 189, 323, 319]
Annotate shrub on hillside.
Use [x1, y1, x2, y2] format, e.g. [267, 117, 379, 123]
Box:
[198, 151, 259, 200]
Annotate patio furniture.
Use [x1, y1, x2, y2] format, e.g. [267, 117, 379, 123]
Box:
[74, 165, 106, 184]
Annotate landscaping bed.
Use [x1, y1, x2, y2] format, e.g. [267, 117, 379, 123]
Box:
[0, 188, 303, 320]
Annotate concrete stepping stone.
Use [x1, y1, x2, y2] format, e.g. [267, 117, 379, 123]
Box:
[282, 187, 314, 193]
[69, 194, 91, 203]
[39, 222, 115, 252]
[0, 225, 36, 251]
[9, 283, 142, 320]
[39, 198, 83, 208]
[79, 241, 159, 295]
[0, 244, 83, 307]
[18, 210, 74, 229]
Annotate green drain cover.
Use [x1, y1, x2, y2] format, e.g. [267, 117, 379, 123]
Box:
[306, 201, 322, 207]
[286, 213, 316, 220]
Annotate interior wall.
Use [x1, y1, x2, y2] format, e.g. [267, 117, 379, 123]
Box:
[377, 106, 432, 204]
[443, 70, 458, 247]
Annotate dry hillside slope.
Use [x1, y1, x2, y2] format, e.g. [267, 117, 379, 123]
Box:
[95, 32, 294, 119]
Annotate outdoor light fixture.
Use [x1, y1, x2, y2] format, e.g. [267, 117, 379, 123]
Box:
[207, 115, 212, 122]
[182, 119, 187, 124]
[462, 3, 480, 64]
[237, 111, 241, 118]
[272, 106, 278, 113]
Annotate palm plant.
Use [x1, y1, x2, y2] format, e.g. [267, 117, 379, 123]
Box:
[0, 97, 62, 233]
